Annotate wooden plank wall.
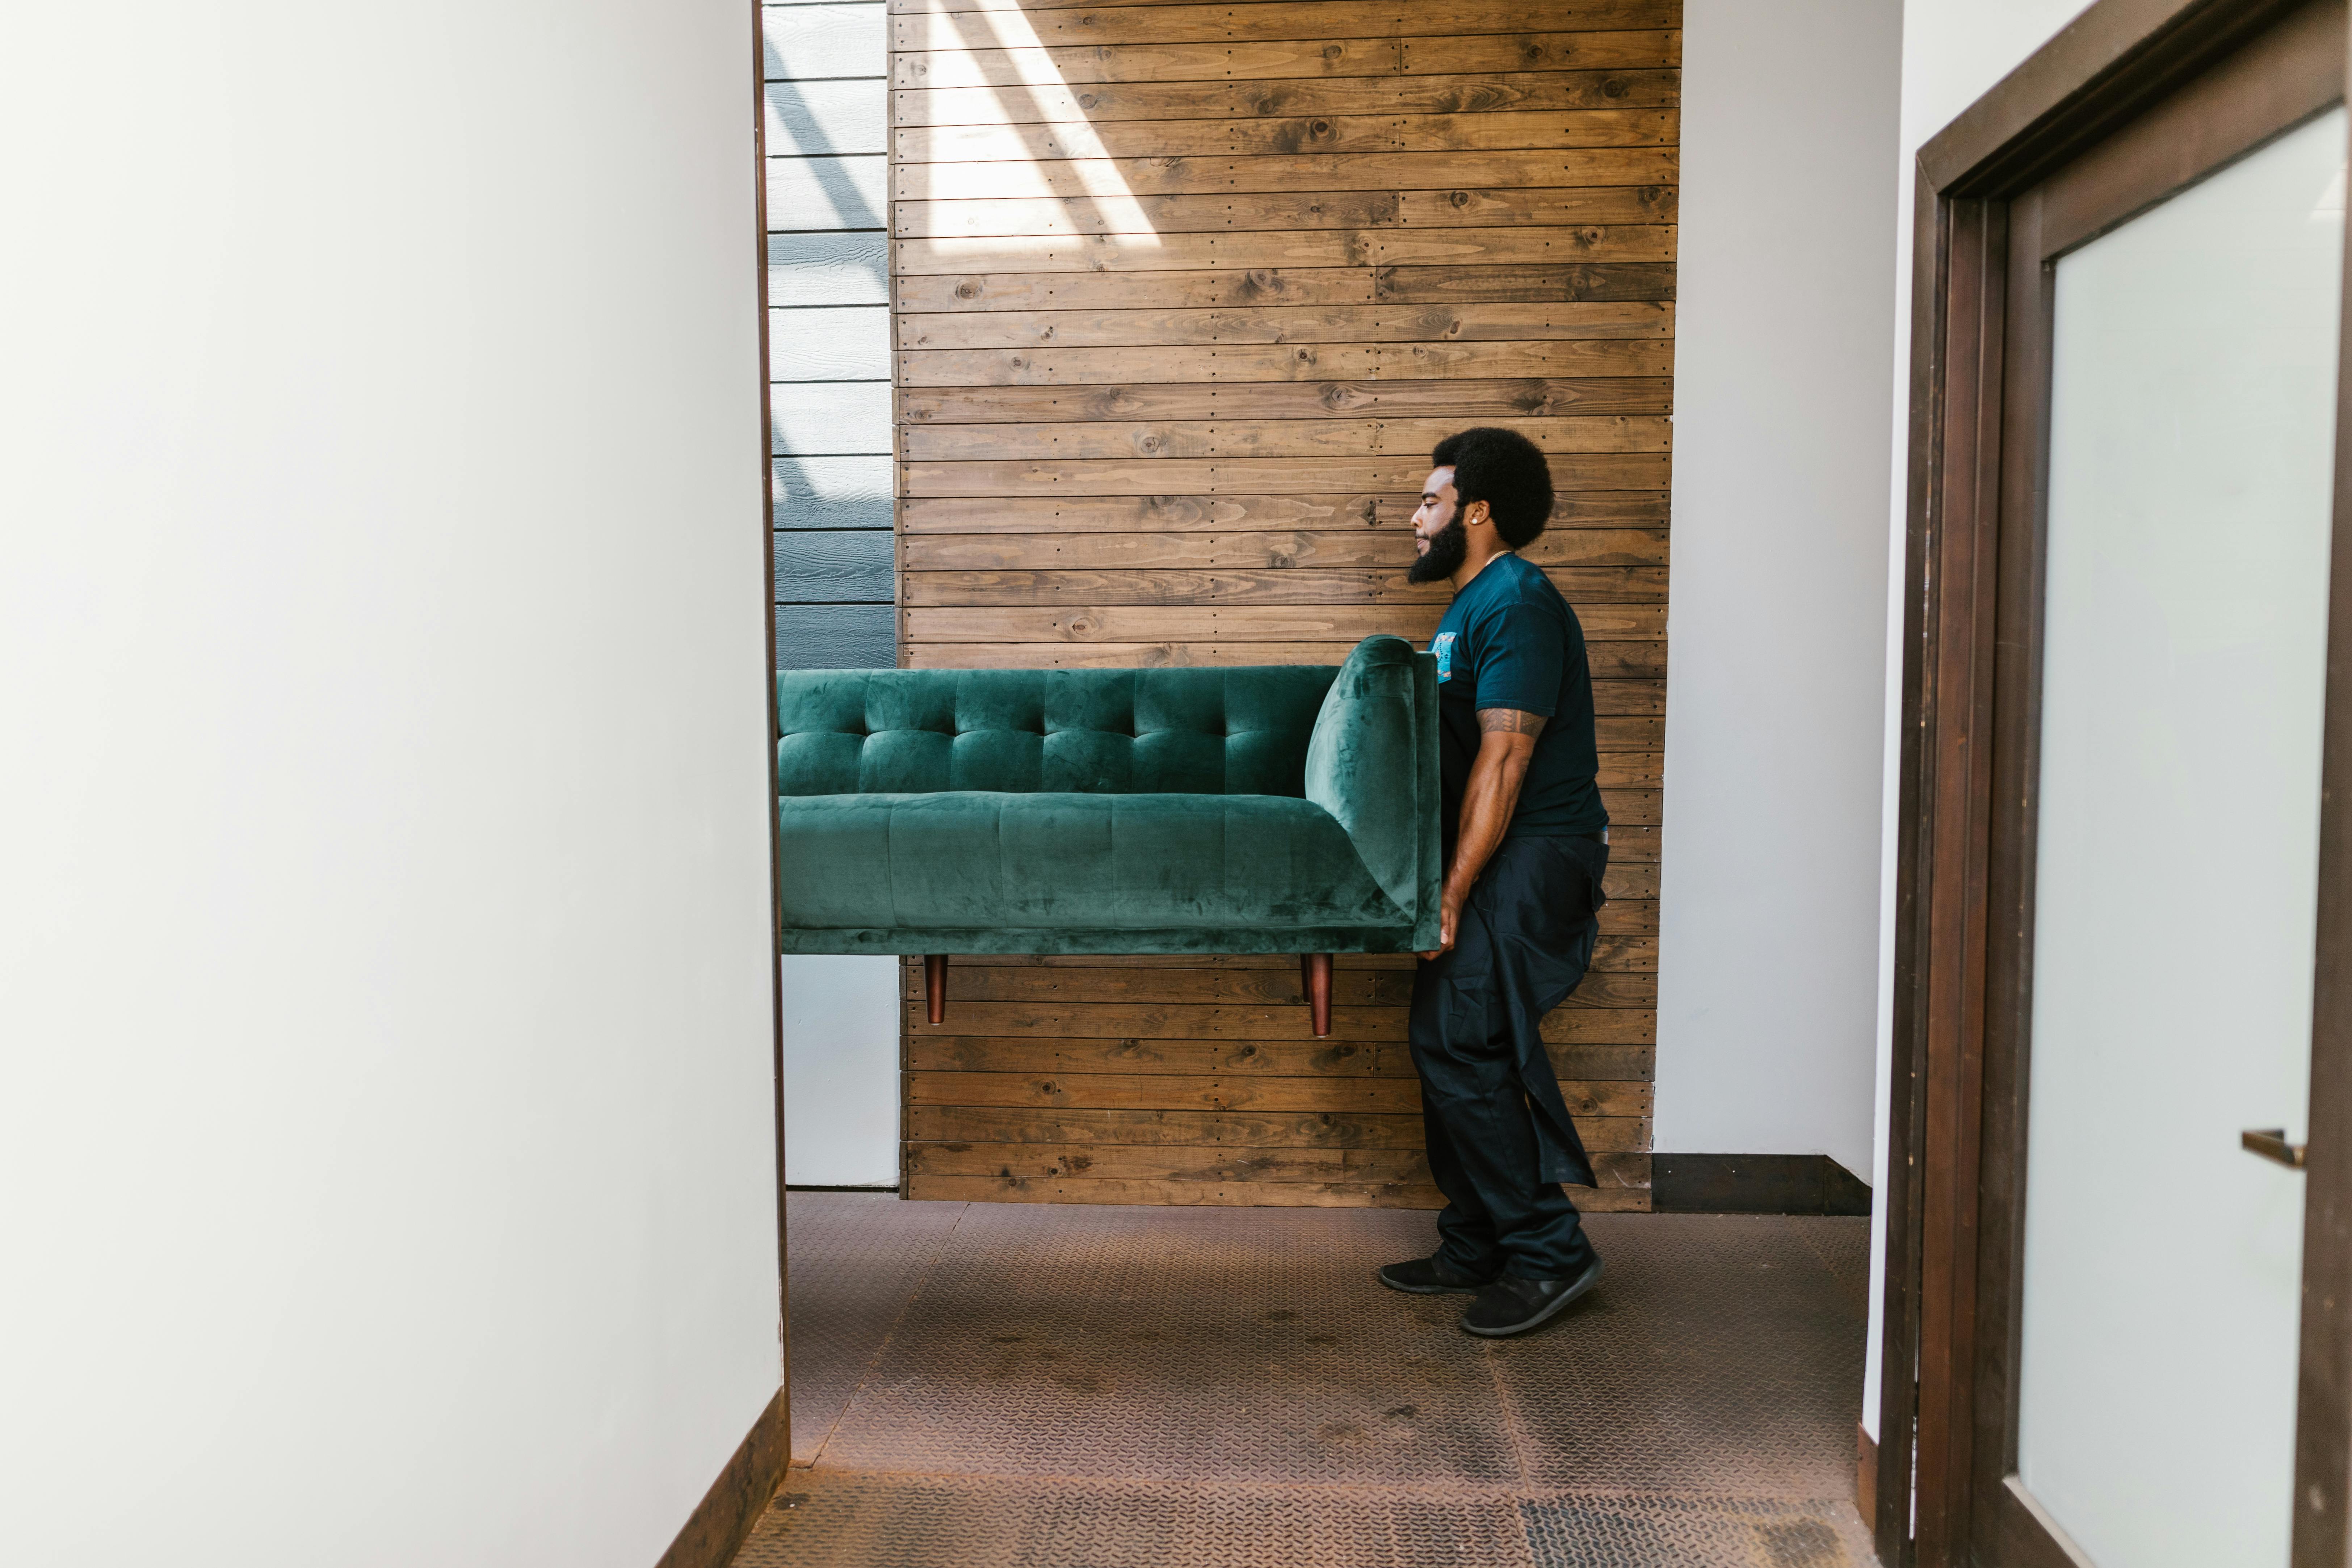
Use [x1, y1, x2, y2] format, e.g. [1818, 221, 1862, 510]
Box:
[888, 0, 1678, 1210]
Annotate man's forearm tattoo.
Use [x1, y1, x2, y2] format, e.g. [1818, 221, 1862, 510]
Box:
[1477, 707, 1547, 736]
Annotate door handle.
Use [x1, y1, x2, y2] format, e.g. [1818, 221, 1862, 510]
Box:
[2242, 1128, 2308, 1170]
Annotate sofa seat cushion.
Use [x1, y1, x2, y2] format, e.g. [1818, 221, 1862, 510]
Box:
[778, 793, 1403, 932]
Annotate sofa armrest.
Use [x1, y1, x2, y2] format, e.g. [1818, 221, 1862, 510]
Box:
[1303, 635, 1442, 951]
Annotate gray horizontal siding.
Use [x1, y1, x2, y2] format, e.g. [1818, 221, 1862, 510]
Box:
[776, 604, 896, 670]
[762, 5, 886, 76]
[768, 306, 889, 380]
[767, 156, 886, 230]
[766, 0, 890, 669]
[767, 80, 887, 156]
[774, 529, 894, 603]
[769, 234, 888, 306]
[771, 383, 893, 455]
[773, 457, 891, 531]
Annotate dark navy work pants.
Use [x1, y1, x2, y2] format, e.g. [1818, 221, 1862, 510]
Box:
[1408, 833, 1609, 1281]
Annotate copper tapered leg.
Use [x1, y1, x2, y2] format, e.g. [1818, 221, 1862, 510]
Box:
[924, 954, 948, 1026]
[1304, 952, 1332, 1039]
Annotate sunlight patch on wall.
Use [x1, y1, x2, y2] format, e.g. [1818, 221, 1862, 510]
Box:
[908, 0, 1162, 254]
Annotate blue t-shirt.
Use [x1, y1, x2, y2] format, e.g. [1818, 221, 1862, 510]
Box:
[1429, 552, 1608, 842]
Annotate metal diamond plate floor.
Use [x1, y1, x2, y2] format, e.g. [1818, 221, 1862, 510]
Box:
[746, 1195, 1876, 1568]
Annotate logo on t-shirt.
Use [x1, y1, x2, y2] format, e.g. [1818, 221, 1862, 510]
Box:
[1431, 631, 1457, 681]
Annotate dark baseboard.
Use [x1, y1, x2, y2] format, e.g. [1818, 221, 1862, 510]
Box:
[655, 1385, 790, 1568]
[1856, 1421, 1878, 1523]
[784, 1184, 899, 1193]
[1651, 1153, 1873, 1215]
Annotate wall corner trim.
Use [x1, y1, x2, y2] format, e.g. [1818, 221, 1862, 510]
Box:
[654, 1386, 791, 1568]
[1856, 1422, 1878, 1523]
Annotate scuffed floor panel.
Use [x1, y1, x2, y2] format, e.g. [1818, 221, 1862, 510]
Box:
[734, 1471, 1540, 1568]
[749, 1196, 1876, 1567]
[1492, 1214, 1868, 1496]
[817, 1201, 1519, 1488]
[783, 1192, 966, 1464]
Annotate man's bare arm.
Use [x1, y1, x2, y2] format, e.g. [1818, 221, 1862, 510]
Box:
[1477, 708, 1547, 735]
[1419, 708, 1547, 958]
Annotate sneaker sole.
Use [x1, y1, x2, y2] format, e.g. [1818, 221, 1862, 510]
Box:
[1459, 1256, 1605, 1338]
[1377, 1267, 1488, 1296]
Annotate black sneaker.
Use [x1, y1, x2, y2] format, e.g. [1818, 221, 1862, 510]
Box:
[1458, 1255, 1604, 1337]
[1377, 1254, 1494, 1295]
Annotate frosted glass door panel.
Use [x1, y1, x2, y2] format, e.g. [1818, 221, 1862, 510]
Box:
[2017, 107, 2346, 1567]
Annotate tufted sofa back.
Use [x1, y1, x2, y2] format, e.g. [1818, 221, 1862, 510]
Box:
[775, 665, 1340, 798]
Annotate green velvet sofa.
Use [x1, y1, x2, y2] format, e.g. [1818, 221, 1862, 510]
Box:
[774, 635, 1440, 1035]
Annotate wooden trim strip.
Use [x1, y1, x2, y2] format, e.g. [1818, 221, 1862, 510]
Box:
[894, 300, 1672, 348]
[900, 1000, 1658, 1047]
[1910, 189, 2005, 1568]
[901, 531, 1663, 573]
[922, 939, 1656, 970]
[897, 413, 1670, 461]
[894, 108, 1676, 162]
[900, 1169, 1657, 1208]
[888, 0, 1670, 26]
[900, 640, 1670, 684]
[893, 191, 1677, 240]
[899, 1110, 1659, 1157]
[1921, 0, 2317, 196]
[1874, 155, 1942, 1568]
[905, 1126, 1651, 1177]
[903, 1103, 1436, 1144]
[899, 451, 1673, 492]
[898, 340, 1674, 388]
[887, 70, 1683, 129]
[896, 375, 1671, 426]
[892, 227, 1678, 276]
[903, 967, 1658, 1007]
[890, 0, 1677, 49]
[2033, 0, 2347, 257]
[2293, 15, 2352, 1564]
[652, 1387, 790, 1568]
[1995, 1476, 2100, 1568]
[895, 564, 1665, 606]
[896, 491, 1671, 530]
[891, 150, 1680, 203]
[899, 601, 1664, 638]
[890, 32, 1680, 91]
[900, 526, 1667, 568]
[904, 1037, 1657, 1081]
[891, 266, 1681, 313]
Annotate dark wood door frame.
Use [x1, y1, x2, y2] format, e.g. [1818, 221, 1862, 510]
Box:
[1878, 3, 2352, 1565]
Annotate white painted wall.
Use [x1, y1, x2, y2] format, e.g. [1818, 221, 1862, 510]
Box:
[1857, 0, 2096, 1445]
[1655, 0, 1906, 1181]
[0, 5, 783, 1564]
[782, 957, 903, 1184]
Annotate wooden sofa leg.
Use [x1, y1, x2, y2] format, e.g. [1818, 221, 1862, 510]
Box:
[924, 954, 948, 1026]
[1302, 953, 1332, 1039]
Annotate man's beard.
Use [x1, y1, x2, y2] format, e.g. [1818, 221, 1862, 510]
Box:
[1408, 517, 1467, 583]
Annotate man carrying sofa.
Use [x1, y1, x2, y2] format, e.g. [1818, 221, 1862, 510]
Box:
[1377, 427, 1613, 1340]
